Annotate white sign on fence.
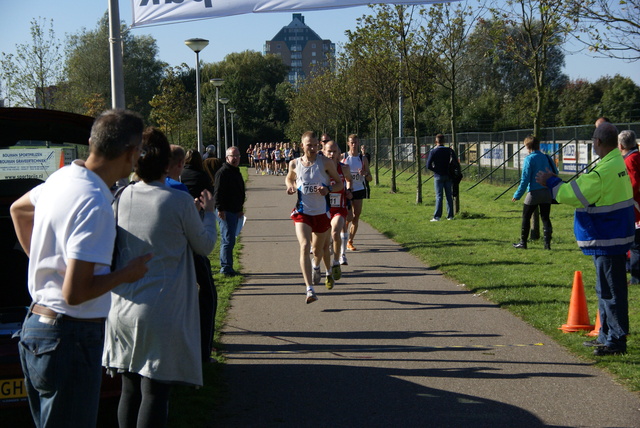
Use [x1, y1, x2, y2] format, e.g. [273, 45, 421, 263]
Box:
[0, 149, 63, 180]
[479, 143, 504, 167]
[561, 141, 590, 173]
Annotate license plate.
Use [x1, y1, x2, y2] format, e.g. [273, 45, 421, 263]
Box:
[0, 378, 27, 402]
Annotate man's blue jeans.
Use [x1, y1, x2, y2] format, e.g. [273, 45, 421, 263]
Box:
[217, 210, 239, 274]
[593, 254, 629, 350]
[19, 311, 104, 428]
[433, 175, 454, 219]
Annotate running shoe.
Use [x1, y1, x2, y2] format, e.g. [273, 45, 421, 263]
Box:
[306, 289, 318, 304]
[325, 274, 335, 290]
[332, 263, 341, 280]
[347, 240, 357, 251]
[339, 254, 348, 265]
[312, 267, 321, 285]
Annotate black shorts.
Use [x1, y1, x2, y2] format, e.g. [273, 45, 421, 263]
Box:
[351, 189, 367, 200]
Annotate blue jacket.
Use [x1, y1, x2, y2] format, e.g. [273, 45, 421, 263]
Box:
[513, 151, 558, 200]
[545, 148, 634, 256]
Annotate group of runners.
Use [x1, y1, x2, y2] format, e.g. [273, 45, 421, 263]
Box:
[247, 142, 296, 176]
[285, 132, 371, 304]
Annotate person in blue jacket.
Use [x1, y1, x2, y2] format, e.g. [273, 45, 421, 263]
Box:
[512, 136, 558, 249]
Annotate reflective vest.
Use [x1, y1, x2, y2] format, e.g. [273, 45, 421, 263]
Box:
[546, 148, 634, 255]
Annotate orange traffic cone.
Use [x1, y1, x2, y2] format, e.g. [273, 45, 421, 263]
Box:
[586, 309, 601, 337]
[559, 271, 594, 333]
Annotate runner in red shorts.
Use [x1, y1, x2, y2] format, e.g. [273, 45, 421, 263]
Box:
[286, 131, 343, 304]
[322, 140, 352, 282]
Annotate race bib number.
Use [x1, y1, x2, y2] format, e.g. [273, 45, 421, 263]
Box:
[351, 173, 361, 182]
[302, 182, 321, 195]
[329, 193, 341, 207]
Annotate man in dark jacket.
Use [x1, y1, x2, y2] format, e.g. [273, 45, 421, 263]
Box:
[426, 134, 457, 221]
[214, 146, 245, 276]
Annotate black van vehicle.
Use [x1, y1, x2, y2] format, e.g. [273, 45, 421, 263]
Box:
[0, 107, 120, 407]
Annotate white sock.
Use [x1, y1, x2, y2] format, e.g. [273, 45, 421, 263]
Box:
[341, 232, 348, 254]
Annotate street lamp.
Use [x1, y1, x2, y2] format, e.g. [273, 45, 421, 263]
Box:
[219, 97, 229, 150]
[210, 78, 224, 158]
[185, 38, 209, 154]
[228, 107, 236, 147]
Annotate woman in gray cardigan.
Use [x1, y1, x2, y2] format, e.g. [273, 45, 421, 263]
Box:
[103, 127, 217, 427]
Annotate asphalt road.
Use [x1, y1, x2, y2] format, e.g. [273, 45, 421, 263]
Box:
[212, 172, 640, 428]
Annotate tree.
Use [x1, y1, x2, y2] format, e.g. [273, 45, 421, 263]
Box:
[556, 79, 601, 125]
[598, 75, 640, 122]
[287, 67, 340, 139]
[149, 65, 194, 145]
[1, 18, 63, 108]
[378, 4, 434, 204]
[346, 6, 401, 193]
[202, 51, 290, 146]
[573, 0, 640, 61]
[421, 1, 485, 210]
[62, 13, 165, 117]
[423, 2, 484, 151]
[489, 0, 575, 137]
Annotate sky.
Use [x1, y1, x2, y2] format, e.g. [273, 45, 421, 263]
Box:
[1, 0, 638, 91]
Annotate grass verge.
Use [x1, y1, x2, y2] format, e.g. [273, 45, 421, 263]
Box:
[365, 169, 639, 393]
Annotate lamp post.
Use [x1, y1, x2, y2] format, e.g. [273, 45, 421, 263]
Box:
[219, 97, 229, 150]
[228, 107, 236, 147]
[210, 78, 224, 158]
[185, 38, 209, 155]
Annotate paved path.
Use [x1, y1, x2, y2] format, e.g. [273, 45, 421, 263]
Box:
[212, 173, 640, 427]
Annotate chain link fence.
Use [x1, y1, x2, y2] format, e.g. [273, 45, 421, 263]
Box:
[362, 123, 640, 188]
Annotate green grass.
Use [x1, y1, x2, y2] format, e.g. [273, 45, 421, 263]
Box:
[365, 170, 640, 392]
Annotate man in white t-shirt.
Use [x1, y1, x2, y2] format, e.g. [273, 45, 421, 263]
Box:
[10, 109, 152, 428]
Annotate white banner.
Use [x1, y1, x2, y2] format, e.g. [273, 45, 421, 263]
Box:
[132, 0, 456, 27]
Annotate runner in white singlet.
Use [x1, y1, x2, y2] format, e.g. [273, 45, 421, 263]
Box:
[342, 134, 370, 252]
[286, 131, 343, 304]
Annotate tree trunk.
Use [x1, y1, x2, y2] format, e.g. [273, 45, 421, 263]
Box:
[412, 105, 422, 204]
[389, 113, 397, 193]
[450, 77, 460, 214]
[373, 106, 380, 186]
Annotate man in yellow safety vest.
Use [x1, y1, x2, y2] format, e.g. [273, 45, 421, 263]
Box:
[537, 122, 634, 356]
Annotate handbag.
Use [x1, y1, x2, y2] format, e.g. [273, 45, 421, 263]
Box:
[448, 149, 463, 184]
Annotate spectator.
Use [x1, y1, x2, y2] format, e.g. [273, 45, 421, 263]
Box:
[203, 157, 224, 186]
[103, 127, 217, 426]
[537, 122, 634, 356]
[9, 109, 151, 428]
[426, 134, 458, 221]
[360, 143, 372, 199]
[214, 146, 246, 276]
[182, 149, 214, 199]
[512, 136, 558, 250]
[166, 144, 189, 192]
[171, 148, 220, 364]
[202, 144, 216, 160]
[619, 130, 640, 284]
